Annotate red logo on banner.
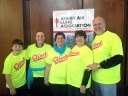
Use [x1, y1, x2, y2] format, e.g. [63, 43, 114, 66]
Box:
[54, 17, 59, 28]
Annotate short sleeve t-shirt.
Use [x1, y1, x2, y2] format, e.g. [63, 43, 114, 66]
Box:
[67, 45, 93, 88]
[46, 47, 71, 84]
[26, 43, 52, 77]
[92, 31, 123, 84]
[3, 50, 26, 88]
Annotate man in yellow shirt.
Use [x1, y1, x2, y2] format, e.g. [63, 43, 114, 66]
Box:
[87, 16, 123, 96]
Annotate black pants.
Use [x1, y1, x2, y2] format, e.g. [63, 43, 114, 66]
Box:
[67, 84, 89, 96]
[7, 84, 27, 96]
[50, 84, 67, 96]
[30, 77, 51, 96]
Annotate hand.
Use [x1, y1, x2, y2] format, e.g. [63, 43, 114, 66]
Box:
[80, 85, 86, 94]
[10, 87, 16, 95]
[44, 79, 49, 86]
[87, 63, 100, 71]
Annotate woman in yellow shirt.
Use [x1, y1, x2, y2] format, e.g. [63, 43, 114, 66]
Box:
[26, 31, 52, 96]
[44, 32, 70, 96]
[67, 30, 93, 96]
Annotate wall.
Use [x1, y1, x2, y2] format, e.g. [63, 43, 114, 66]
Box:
[29, 0, 78, 45]
[0, 0, 24, 95]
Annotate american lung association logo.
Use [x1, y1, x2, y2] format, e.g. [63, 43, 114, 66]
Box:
[54, 17, 59, 28]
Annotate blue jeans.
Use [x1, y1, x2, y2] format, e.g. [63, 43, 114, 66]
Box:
[93, 81, 117, 96]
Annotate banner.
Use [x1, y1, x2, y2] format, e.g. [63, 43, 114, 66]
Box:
[53, 9, 94, 48]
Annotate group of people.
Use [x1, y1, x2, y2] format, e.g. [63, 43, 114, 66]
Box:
[2, 16, 123, 96]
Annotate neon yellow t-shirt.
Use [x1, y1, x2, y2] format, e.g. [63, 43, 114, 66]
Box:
[46, 47, 71, 84]
[67, 45, 93, 88]
[26, 43, 52, 77]
[3, 50, 26, 88]
[92, 31, 123, 84]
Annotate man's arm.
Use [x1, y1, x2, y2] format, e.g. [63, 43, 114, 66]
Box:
[87, 55, 123, 70]
[100, 55, 123, 68]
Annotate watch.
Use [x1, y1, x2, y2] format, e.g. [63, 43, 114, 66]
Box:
[81, 85, 85, 88]
[44, 77, 48, 81]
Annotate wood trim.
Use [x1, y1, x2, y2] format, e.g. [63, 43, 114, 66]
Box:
[23, 0, 31, 48]
[125, 0, 128, 85]
[77, 0, 83, 9]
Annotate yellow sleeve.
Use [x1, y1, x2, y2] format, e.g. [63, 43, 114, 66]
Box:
[84, 48, 93, 69]
[110, 34, 123, 56]
[3, 55, 12, 74]
[25, 46, 31, 60]
[46, 49, 53, 65]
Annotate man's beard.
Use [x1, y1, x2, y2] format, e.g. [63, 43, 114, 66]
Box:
[95, 29, 106, 35]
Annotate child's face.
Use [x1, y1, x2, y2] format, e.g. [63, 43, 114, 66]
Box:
[12, 44, 23, 55]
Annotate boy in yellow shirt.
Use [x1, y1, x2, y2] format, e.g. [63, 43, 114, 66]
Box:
[3, 39, 26, 96]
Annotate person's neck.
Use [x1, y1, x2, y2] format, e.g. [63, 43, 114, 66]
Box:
[57, 45, 63, 48]
[12, 52, 19, 56]
[98, 30, 107, 35]
[36, 43, 44, 48]
[77, 44, 84, 47]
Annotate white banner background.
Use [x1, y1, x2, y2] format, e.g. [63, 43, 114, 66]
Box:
[53, 9, 94, 48]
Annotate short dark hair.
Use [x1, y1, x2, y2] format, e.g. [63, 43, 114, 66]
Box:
[12, 39, 24, 46]
[55, 32, 65, 41]
[75, 30, 87, 39]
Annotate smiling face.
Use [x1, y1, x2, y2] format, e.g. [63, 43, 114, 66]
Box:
[12, 44, 23, 55]
[93, 16, 106, 35]
[75, 35, 85, 47]
[56, 35, 65, 48]
[75, 30, 86, 47]
[36, 32, 45, 45]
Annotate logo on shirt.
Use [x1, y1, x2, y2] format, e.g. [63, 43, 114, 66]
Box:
[68, 51, 80, 57]
[32, 52, 47, 61]
[53, 55, 68, 64]
[92, 41, 103, 50]
[53, 51, 80, 64]
[14, 57, 25, 71]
